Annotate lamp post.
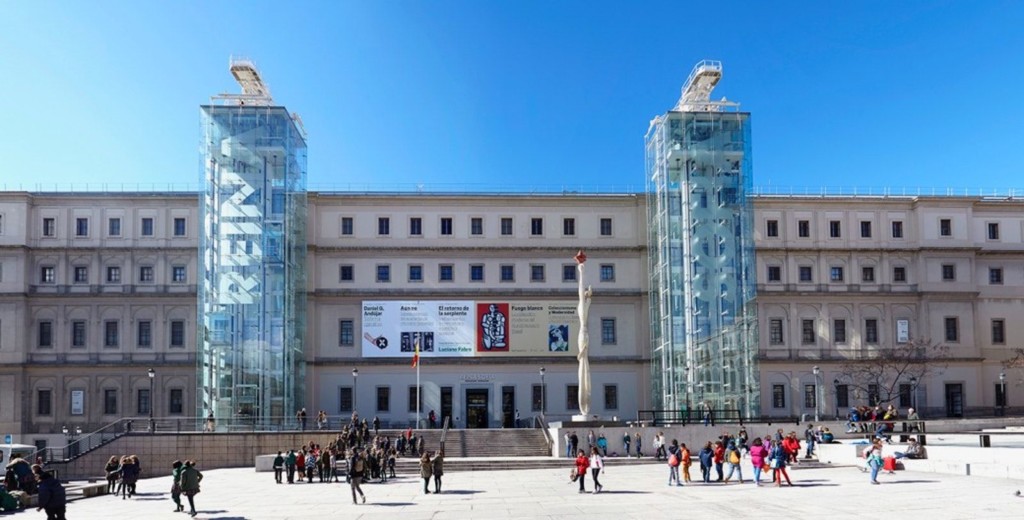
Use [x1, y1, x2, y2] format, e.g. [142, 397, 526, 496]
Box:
[1000, 371, 1007, 416]
[61, 425, 69, 459]
[352, 368, 359, 418]
[910, 376, 918, 412]
[147, 368, 155, 434]
[812, 366, 821, 423]
[539, 367, 546, 417]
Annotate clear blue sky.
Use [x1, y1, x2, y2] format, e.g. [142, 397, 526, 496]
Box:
[1, 1, 1022, 193]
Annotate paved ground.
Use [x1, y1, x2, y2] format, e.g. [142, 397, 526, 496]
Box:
[20, 462, 1024, 519]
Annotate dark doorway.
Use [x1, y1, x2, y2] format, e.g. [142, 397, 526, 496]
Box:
[502, 386, 515, 428]
[945, 383, 964, 418]
[441, 386, 453, 427]
[466, 388, 489, 429]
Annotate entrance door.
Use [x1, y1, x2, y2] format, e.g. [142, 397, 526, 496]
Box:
[945, 383, 964, 418]
[441, 386, 453, 428]
[502, 386, 515, 428]
[466, 389, 489, 429]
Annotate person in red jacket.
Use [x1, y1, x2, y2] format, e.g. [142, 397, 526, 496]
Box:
[782, 433, 801, 464]
[574, 450, 590, 494]
[713, 441, 725, 481]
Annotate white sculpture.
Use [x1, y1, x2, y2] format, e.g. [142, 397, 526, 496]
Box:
[575, 250, 592, 417]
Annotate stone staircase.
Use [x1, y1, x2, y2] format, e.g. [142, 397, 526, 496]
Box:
[374, 428, 550, 458]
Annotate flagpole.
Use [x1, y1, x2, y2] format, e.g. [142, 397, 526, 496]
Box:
[416, 356, 421, 430]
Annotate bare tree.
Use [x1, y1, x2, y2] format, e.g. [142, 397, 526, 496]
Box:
[835, 338, 950, 406]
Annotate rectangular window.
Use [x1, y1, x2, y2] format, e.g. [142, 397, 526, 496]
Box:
[471, 217, 483, 236]
[376, 264, 390, 283]
[440, 217, 453, 236]
[804, 384, 817, 408]
[942, 264, 956, 281]
[169, 266, 185, 283]
[767, 266, 781, 282]
[836, 384, 849, 408]
[567, 384, 579, 411]
[530, 264, 545, 282]
[409, 264, 423, 282]
[865, 319, 879, 344]
[72, 321, 86, 347]
[989, 268, 1003, 285]
[470, 264, 484, 282]
[137, 320, 152, 347]
[563, 218, 576, 236]
[829, 220, 841, 238]
[992, 319, 1006, 344]
[860, 221, 872, 238]
[562, 265, 576, 282]
[341, 217, 354, 236]
[408, 386, 421, 412]
[169, 388, 184, 414]
[409, 217, 422, 236]
[600, 264, 615, 282]
[104, 321, 119, 347]
[766, 220, 779, 237]
[339, 387, 353, 413]
[376, 386, 390, 413]
[799, 266, 812, 282]
[501, 217, 513, 236]
[40, 266, 55, 283]
[104, 389, 118, 415]
[996, 383, 1007, 407]
[939, 218, 952, 236]
[600, 218, 613, 236]
[862, 266, 875, 282]
[500, 264, 514, 282]
[378, 217, 390, 236]
[601, 318, 617, 344]
[339, 320, 354, 346]
[769, 318, 784, 345]
[532, 384, 545, 412]
[173, 218, 186, 236]
[604, 384, 618, 410]
[38, 321, 53, 347]
[139, 266, 154, 283]
[896, 383, 911, 408]
[141, 217, 154, 236]
[43, 217, 56, 237]
[107, 266, 121, 283]
[339, 265, 354, 282]
[38, 389, 52, 416]
[137, 389, 151, 415]
[798, 220, 810, 238]
[891, 220, 904, 238]
[439, 264, 454, 282]
[108, 217, 121, 236]
[988, 222, 1000, 240]
[74, 266, 88, 283]
[893, 266, 907, 282]
[76, 217, 89, 237]
[170, 320, 185, 347]
[772, 384, 786, 409]
[801, 319, 815, 344]
[531, 217, 544, 236]
[830, 266, 844, 282]
[834, 319, 847, 343]
[945, 317, 959, 342]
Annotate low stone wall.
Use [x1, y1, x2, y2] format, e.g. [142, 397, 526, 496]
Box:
[816, 441, 1024, 481]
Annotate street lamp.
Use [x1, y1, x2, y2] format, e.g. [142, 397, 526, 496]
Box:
[812, 366, 821, 422]
[352, 368, 359, 418]
[539, 367, 546, 417]
[147, 368, 155, 434]
[1000, 371, 1007, 416]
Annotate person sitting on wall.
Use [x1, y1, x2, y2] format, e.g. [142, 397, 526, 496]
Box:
[894, 438, 926, 460]
[821, 427, 835, 444]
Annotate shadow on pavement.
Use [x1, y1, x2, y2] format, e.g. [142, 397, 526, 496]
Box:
[436, 490, 483, 495]
[367, 502, 416, 507]
[592, 490, 650, 494]
[881, 480, 940, 484]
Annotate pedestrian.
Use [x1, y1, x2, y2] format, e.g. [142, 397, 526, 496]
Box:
[35, 470, 66, 520]
[634, 432, 643, 458]
[295, 450, 305, 482]
[680, 442, 692, 483]
[348, 447, 367, 504]
[272, 451, 284, 484]
[170, 460, 184, 513]
[429, 409, 437, 429]
[666, 439, 682, 486]
[622, 431, 631, 457]
[712, 441, 724, 481]
[419, 452, 434, 494]
[865, 438, 884, 485]
[570, 431, 579, 459]
[597, 434, 608, 456]
[285, 449, 297, 483]
[804, 424, 817, 458]
[204, 412, 215, 433]
[179, 460, 203, 517]
[698, 442, 713, 483]
[565, 432, 572, 458]
[104, 456, 119, 495]
[297, 407, 308, 431]
[723, 440, 744, 483]
[574, 449, 590, 493]
[749, 437, 767, 486]
[373, 416, 381, 436]
[587, 430, 596, 451]
[769, 440, 792, 487]
[589, 446, 605, 493]
[432, 449, 445, 493]
[515, 409, 520, 428]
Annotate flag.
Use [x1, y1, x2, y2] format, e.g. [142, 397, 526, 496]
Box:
[411, 338, 420, 368]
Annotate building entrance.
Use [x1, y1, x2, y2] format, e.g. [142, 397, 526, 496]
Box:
[466, 389, 489, 429]
[502, 386, 515, 428]
[441, 386, 453, 428]
[945, 383, 964, 417]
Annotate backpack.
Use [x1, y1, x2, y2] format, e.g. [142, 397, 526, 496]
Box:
[668, 453, 680, 467]
[729, 450, 740, 465]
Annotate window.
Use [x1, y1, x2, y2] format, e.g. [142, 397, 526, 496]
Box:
[860, 221, 872, 238]
[600, 264, 615, 282]
[40, 266, 55, 283]
[829, 220, 841, 238]
[71, 321, 86, 347]
[377, 217, 390, 236]
[865, 319, 879, 344]
[563, 218, 576, 236]
[836, 384, 849, 408]
[804, 384, 817, 408]
[74, 266, 88, 283]
[988, 222, 1000, 240]
[173, 218, 186, 236]
[501, 217, 513, 236]
[376, 386, 390, 412]
[862, 266, 875, 282]
[169, 389, 184, 414]
[341, 217, 354, 235]
[996, 383, 1007, 407]
[139, 266, 154, 283]
[409, 217, 422, 236]
[939, 218, 952, 237]
[107, 266, 121, 283]
[471, 217, 483, 236]
[137, 320, 152, 347]
[830, 266, 844, 282]
[141, 217, 154, 236]
[801, 319, 815, 344]
[170, 320, 185, 347]
[376, 264, 390, 283]
[562, 265, 576, 282]
[168, 266, 185, 284]
[567, 384, 579, 410]
[992, 319, 1006, 344]
[944, 317, 959, 342]
[797, 220, 810, 238]
[43, 217, 56, 237]
[601, 318, 617, 344]
[439, 264, 454, 282]
[470, 264, 484, 282]
[868, 384, 880, 406]
[104, 321, 119, 347]
[409, 265, 423, 282]
[500, 264, 514, 282]
[530, 264, 545, 282]
[531, 218, 544, 236]
[891, 220, 904, 238]
[989, 268, 1003, 285]
[941, 264, 956, 281]
[408, 386, 422, 412]
[798, 266, 813, 282]
[338, 387, 353, 413]
[108, 217, 121, 236]
[38, 321, 53, 347]
[440, 217, 453, 235]
[766, 220, 779, 237]
[772, 384, 786, 409]
[137, 389, 151, 415]
[893, 266, 907, 283]
[600, 218, 613, 236]
[339, 320, 354, 346]
[104, 389, 118, 415]
[604, 385, 618, 410]
[767, 266, 781, 282]
[834, 319, 847, 343]
[75, 217, 89, 237]
[334, 264, 353, 282]
[532, 384, 545, 412]
[769, 319, 784, 345]
[37, 389, 52, 416]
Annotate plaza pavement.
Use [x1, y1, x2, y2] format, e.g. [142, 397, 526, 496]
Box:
[34, 461, 1024, 520]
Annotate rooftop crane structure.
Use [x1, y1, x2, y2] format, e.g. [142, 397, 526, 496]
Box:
[673, 60, 738, 112]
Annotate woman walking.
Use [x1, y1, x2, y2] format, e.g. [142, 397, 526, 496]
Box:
[104, 456, 119, 495]
[589, 447, 605, 493]
[749, 437, 767, 486]
[698, 442, 713, 483]
[723, 440, 744, 484]
[419, 452, 433, 494]
[170, 460, 184, 513]
[769, 440, 792, 487]
[179, 460, 203, 517]
[666, 439, 682, 486]
[431, 449, 445, 493]
[680, 443, 692, 483]
[865, 438, 884, 485]
[574, 449, 590, 493]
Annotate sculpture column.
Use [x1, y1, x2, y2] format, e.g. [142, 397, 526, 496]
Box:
[575, 250, 592, 418]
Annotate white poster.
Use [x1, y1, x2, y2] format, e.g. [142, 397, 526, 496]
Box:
[362, 301, 476, 358]
[71, 390, 84, 415]
[896, 319, 910, 343]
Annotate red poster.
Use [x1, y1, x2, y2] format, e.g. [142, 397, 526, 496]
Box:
[477, 302, 510, 352]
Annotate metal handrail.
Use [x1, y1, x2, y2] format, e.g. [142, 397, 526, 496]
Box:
[534, 415, 554, 452]
[439, 415, 451, 453]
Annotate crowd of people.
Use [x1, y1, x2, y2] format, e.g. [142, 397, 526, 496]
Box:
[1, 458, 66, 519]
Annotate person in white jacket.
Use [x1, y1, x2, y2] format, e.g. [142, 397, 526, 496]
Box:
[589, 447, 605, 493]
